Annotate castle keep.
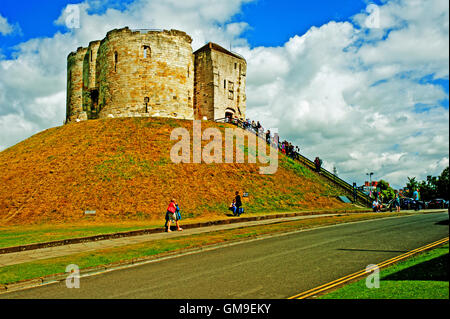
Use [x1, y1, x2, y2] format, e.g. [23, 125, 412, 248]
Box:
[66, 27, 247, 123]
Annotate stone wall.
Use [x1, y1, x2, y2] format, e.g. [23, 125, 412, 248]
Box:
[193, 43, 246, 121]
[193, 47, 214, 120]
[66, 47, 88, 122]
[82, 40, 100, 119]
[95, 28, 194, 120]
[210, 46, 246, 120]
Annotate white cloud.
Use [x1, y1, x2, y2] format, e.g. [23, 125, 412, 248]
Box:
[0, 13, 20, 36]
[238, 0, 449, 188]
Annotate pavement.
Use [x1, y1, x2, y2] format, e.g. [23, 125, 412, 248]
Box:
[0, 212, 342, 267]
[1, 211, 448, 299]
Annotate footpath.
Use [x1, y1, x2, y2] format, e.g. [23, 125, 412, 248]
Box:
[0, 211, 348, 267]
[0, 209, 446, 294]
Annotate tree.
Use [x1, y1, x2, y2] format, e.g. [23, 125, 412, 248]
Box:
[404, 167, 448, 200]
[406, 177, 419, 197]
[418, 175, 437, 201]
[377, 179, 395, 202]
[436, 166, 449, 200]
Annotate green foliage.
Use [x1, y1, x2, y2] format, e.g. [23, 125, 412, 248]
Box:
[406, 176, 419, 197]
[405, 167, 449, 200]
[377, 179, 395, 202]
[437, 167, 449, 200]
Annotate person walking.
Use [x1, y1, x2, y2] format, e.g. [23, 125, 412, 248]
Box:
[234, 191, 243, 216]
[393, 192, 401, 212]
[413, 188, 421, 211]
[314, 157, 322, 173]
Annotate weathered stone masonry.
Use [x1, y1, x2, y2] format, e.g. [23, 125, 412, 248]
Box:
[66, 27, 246, 123]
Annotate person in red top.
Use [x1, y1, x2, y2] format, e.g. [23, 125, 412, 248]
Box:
[166, 199, 182, 232]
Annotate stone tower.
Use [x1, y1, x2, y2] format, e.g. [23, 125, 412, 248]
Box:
[193, 42, 246, 121]
[66, 27, 246, 123]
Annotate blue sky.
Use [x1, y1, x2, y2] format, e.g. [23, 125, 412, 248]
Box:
[2, 0, 447, 99]
[0, 0, 448, 188]
[236, 0, 372, 47]
[1, 0, 371, 52]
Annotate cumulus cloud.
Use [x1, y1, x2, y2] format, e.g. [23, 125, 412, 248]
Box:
[237, 0, 449, 187]
[0, 0, 448, 189]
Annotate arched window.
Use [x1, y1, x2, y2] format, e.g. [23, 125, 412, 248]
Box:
[114, 52, 118, 72]
[143, 46, 151, 59]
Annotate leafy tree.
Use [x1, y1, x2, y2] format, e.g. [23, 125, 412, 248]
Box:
[418, 175, 437, 201]
[377, 179, 395, 202]
[406, 177, 419, 197]
[404, 166, 448, 200]
[436, 166, 449, 200]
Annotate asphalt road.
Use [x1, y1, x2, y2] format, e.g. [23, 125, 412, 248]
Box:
[2, 212, 448, 299]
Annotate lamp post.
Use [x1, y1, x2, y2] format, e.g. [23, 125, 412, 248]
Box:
[366, 172, 374, 184]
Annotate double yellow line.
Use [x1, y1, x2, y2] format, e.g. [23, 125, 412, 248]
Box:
[289, 237, 449, 299]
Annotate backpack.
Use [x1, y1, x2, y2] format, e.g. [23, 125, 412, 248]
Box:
[175, 205, 182, 220]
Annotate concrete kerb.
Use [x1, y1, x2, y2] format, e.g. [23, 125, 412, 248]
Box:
[0, 209, 446, 294]
[0, 209, 371, 255]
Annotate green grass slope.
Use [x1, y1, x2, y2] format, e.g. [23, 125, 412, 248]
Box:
[0, 117, 354, 225]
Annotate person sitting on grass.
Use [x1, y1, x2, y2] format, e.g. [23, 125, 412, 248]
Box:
[229, 199, 236, 216]
[372, 199, 381, 212]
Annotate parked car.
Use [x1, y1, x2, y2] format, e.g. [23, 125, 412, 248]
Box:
[427, 198, 449, 209]
[400, 198, 414, 210]
[400, 198, 427, 210]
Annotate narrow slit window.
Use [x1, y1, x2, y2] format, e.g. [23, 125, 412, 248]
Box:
[114, 52, 118, 72]
[143, 46, 151, 59]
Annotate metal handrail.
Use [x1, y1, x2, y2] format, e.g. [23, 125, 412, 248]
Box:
[214, 117, 371, 206]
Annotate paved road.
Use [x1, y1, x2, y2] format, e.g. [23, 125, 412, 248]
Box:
[2, 212, 448, 299]
[0, 213, 338, 267]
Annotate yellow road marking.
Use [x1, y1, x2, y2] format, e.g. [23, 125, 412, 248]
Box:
[288, 237, 449, 299]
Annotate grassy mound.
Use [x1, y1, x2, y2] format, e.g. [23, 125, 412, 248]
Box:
[0, 117, 353, 225]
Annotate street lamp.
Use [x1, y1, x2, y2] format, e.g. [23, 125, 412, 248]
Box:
[366, 172, 374, 184]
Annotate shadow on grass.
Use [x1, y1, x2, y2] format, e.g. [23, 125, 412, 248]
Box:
[435, 219, 449, 226]
[382, 254, 449, 282]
